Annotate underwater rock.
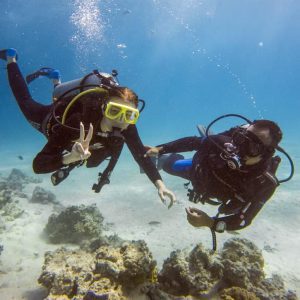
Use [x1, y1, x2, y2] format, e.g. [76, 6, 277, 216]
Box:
[38, 239, 156, 299]
[30, 186, 59, 205]
[220, 238, 265, 288]
[220, 286, 259, 299]
[82, 291, 111, 300]
[0, 181, 7, 192]
[254, 274, 298, 300]
[82, 234, 124, 252]
[0, 189, 12, 209]
[6, 168, 26, 191]
[141, 283, 177, 300]
[1, 174, 26, 220]
[157, 238, 298, 300]
[0, 172, 30, 222]
[0, 189, 24, 221]
[0, 201, 24, 221]
[220, 238, 297, 299]
[158, 243, 223, 296]
[0, 216, 6, 233]
[44, 204, 104, 244]
[0, 168, 42, 193]
[37, 236, 298, 299]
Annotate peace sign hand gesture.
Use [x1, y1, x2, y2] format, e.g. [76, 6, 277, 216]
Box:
[62, 122, 94, 165]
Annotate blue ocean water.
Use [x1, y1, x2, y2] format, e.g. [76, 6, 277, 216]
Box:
[0, 0, 299, 297]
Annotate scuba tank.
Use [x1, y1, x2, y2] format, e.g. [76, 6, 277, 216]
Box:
[52, 71, 119, 102]
[26, 67, 119, 102]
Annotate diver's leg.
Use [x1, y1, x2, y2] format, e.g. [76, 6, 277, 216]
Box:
[162, 153, 192, 180]
[86, 148, 111, 168]
[7, 62, 52, 132]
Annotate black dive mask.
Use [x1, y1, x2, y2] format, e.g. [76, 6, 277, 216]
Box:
[232, 129, 268, 158]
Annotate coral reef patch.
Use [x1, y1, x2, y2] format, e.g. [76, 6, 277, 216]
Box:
[38, 239, 156, 299]
[44, 204, 105, 244]
[38, 237, 298, 299]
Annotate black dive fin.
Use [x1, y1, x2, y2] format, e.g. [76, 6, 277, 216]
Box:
[0, 49, 18, 61]
[26, 67, 55, 84]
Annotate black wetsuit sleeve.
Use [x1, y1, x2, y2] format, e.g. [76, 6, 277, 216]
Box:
[156, 125, 239, 154]
[157, 136, 203, 154]
[123, 125, 162, 184]
[33, 115, 80, 173]
[213, 185, 277, 231]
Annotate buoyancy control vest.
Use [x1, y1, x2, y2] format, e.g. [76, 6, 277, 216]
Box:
[188, 136, 281, 209]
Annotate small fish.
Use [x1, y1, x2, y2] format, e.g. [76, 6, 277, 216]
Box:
[148, 221, 161, 226]
[227, 231, 240, 235]
[17, 155, 23, 160]
[123, 9, 132, 15]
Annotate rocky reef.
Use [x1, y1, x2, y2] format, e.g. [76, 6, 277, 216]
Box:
[44, 204, 105, 244]
[38, 237, 298, 300]
[30, 186, 59, 205]
[1, 168, 41, 192]
[0, 168, 38, 221]
[154, 237, 298, 300]
[0, 169, 298, 299]
[0, 169, 54, 223]
[38, 238, 156, 299]
[157, 243, 223, 296]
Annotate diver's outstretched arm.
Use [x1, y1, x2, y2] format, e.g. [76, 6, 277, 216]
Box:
[124, 125, 176, 208]
[149, 136, 202, 156]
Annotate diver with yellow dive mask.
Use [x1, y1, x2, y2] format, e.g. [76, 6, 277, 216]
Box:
[1, 48, 176, 207]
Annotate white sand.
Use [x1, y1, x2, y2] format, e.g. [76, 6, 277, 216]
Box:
[0, 159, 299, 299]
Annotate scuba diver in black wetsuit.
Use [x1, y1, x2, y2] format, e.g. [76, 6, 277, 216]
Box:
[0, 48, 176, 207]
[145, 114, 294, 233]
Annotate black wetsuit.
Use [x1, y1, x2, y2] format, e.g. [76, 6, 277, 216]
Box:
[7, 63, 161, 184]
[159, 131, 280, 231]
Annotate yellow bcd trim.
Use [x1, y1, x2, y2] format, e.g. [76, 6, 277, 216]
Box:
[62, 87, 108, 125]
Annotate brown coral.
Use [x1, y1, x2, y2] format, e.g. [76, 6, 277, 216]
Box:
[220, 287, 260, 300]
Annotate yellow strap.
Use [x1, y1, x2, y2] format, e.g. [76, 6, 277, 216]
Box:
[62, 88, 108, 124]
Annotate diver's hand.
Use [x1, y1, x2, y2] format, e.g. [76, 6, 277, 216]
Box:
[62, 122, 93, 165]
[144, 146, 163, 157]
[155, 179, 176, 209]
[185, 207, 214, 228]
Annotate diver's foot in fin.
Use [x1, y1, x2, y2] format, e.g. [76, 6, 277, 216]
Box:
[26, 67, 61, 84]
[0, 48, 18, 62]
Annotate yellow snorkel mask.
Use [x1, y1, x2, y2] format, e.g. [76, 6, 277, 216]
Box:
[104, 102, 140, 125]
